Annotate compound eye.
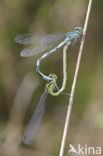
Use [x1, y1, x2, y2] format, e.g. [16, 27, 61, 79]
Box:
[75, 27, 79, 31]
[76, 27, 82, 32]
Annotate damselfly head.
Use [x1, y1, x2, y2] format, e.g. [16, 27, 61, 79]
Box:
[48, 73, 57, 80]
[75, 26, 83, 34]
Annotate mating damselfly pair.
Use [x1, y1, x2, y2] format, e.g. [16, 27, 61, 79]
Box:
[15, 27, 83, 144]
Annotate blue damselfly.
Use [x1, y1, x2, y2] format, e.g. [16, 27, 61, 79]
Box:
[15, 27, 83, 81]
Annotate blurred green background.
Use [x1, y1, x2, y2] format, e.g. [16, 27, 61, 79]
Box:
[0, 0, 103, 156]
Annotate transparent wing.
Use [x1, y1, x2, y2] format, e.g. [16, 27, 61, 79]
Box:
[40, 33, 66, 45]
[15, 34, 40, 45]
[15, 33, 66, 45]
[20, 42, 55, 57]
[23, 92, 47, 145]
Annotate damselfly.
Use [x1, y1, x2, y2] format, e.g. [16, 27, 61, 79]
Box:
[46, 42, 69, 96]
[15, 27, 83, 81]
[23, 74, 57, 144]
[23, 43, 70, 144]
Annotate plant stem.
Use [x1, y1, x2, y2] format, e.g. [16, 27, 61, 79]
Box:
[59, 0, 93, 156]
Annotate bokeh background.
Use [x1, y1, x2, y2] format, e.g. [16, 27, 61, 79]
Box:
[0, 0, 103, 156]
